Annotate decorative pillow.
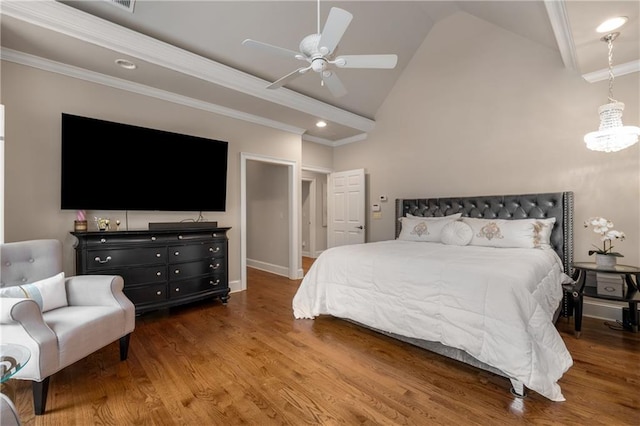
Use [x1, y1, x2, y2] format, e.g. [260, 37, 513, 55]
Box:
[398, 213, 462, 242]
[461, 217, 556, 249]
[0, 272, 67, 312]
[441, 221, 473, 246]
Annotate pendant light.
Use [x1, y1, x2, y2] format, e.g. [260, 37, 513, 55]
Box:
[583, 32, 640, 152]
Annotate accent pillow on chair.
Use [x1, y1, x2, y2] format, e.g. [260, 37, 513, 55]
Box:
[0, 272, 67, 312]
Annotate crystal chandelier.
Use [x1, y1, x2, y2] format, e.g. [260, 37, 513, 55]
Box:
[584, 32, 640, 152]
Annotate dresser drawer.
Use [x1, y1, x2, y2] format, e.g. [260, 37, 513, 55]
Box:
[169, 259, 224, 280]
[124, 283, 167, 305]
[169, 276, 227, 299]
[83, 234, 166, 246]
[168, 242, 226, 262]
[119, 265, 167, 286]
[87, 247, 167, 270]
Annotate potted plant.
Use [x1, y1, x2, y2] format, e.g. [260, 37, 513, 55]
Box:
[584, 217, 626, 268]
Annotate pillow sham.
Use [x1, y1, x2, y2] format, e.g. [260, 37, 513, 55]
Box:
[461, 217, 556, 249]
[398, 213, 462, 242]
[0, 272, 67, 312]
[441, 220, 473, 246]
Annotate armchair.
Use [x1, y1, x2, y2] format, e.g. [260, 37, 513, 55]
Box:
[0, 239, 135, 415]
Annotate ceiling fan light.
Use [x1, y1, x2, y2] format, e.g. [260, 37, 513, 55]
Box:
[584, 102, 640, 152]
[596, 17, 628, 33]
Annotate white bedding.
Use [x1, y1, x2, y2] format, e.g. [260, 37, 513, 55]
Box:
[292, 240, 574, 401]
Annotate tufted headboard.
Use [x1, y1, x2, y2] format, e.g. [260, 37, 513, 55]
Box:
[395, 192, 574, 273]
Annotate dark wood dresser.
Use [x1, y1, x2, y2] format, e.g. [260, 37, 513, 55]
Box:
[71, 227, 230, 314]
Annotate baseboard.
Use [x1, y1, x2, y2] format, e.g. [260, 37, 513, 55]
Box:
[583, 297, 624, 321]
[247, 258, 289, 277]
[228, 279, 242, 294]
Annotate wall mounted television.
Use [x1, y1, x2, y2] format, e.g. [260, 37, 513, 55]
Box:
[61, 113, 228, 212]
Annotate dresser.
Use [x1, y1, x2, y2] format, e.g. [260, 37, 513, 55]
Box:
[71, 227, 230, 314]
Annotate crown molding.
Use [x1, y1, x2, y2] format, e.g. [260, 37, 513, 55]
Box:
[302, 132, 367, 147]
[544, 0, 578, 72]
[582, 60, 640, 83]
[1, 48, 306, 136]
[1, 0, 375, 134]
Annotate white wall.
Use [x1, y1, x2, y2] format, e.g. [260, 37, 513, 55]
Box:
[334, 11, 640, 268]
[1, 60, 302, 283]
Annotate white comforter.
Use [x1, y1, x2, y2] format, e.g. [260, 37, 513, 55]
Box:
[292, 240, 573, 401]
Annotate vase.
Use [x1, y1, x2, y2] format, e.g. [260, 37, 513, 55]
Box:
[595, 254, 617, 268]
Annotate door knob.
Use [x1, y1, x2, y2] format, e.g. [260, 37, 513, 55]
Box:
[355, 225, 364, 229]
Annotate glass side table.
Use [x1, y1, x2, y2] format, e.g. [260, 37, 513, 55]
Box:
[571, 262, 640, 337]
[1, 344, 31, 383]
[1, 344, 31, 409]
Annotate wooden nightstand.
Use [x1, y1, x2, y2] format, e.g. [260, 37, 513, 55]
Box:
[571, 262, 640, 337]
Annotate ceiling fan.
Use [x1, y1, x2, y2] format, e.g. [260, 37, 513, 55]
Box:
[242, 1, 398, 97]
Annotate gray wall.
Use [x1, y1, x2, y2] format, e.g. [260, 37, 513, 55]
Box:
[246, 160, 289, 274]
[333, 11, 640, 267]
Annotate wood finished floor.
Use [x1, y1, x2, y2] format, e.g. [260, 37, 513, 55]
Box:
[10, 257, 640, 425]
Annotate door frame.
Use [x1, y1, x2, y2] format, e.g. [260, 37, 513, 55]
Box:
[241, 152, 300, 291]
[301, 165, 332, 259]
[301, 178, 316, 258]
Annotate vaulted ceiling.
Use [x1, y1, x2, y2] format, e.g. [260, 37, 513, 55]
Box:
[1, 1, 638, 145]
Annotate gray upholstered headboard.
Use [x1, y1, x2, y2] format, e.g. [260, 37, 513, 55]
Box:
[395, 192, 574, 273]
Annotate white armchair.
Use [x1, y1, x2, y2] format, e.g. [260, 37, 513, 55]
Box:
[0, 239, 135, 415]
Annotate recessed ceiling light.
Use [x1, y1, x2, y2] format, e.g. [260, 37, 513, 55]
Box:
[115, 59, 137, 70]
[596, 16, 628, 33]
[316, 120, 327, 128]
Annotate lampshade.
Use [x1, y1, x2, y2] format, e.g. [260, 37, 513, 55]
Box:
[584, 102, 640, 152]
[584, 32, 640, 152]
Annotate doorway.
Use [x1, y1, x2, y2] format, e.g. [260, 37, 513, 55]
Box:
[240, 152, 300, 291]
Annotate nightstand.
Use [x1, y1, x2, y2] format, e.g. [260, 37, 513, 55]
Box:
[571, 262, 640, 337]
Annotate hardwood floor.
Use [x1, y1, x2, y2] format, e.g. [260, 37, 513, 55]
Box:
[11, 258, 640, 425]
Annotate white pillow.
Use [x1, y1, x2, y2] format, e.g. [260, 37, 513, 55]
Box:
[461, 217, 556, 249]
[398, 213, 462, 242]
[0, 272, 67, 312]
[441, 221, 473, 246]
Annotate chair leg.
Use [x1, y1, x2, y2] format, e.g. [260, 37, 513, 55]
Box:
[32, 377, 50, 415]
[119, 334, 131, 361]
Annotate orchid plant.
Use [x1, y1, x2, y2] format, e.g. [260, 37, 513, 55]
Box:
[584, 217, 626, 257]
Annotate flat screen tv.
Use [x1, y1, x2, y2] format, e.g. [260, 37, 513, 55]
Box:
[61, 113, 228, 212]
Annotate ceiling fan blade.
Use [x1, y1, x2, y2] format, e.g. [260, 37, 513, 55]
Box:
[242, 39, 300, 59]
[267, 67, 310, 90]
[322, 71, 347, 98]
[334, 54, 398, 69]
[318, 8, 353, 55]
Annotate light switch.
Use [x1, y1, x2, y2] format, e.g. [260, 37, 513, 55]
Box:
[373, 212, 382, 219]
[372, 203, 381, 212]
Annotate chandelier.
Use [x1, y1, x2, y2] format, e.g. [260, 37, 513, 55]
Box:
[583, 32, 640, 152]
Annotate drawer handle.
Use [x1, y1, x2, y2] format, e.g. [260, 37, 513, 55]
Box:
[175, 288, 180, 292]
[94, 256, 112, 264]
[151, 236, 157, 241]
[156, 253, 162, 258]
[178, 235, 183, 240]
[210, 263, 220, 270]
[210, 279, 220, 286]
[174, 251, 180, 256]
[100, 238, 107, 243]
[212, 233, 218, 237]
[156, 291, 162, 296]
[209, 247, 220, 253]
[174, 269, 180, 274]
[156, 271, 162, 277]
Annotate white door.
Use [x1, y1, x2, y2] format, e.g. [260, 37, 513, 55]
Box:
[328, 168, 365, 248]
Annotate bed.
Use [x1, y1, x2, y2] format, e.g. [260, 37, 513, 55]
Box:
[292, 191, 575, 402]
